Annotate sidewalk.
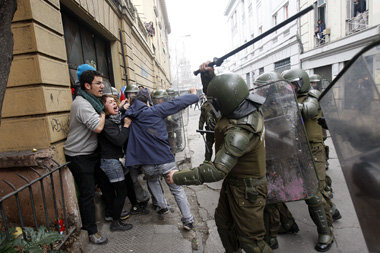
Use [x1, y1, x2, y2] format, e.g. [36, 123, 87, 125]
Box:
[83, 108, 368, 253]
[186, 109, 368, 253]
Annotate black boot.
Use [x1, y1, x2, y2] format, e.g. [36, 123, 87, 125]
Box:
[315, 231, 334, 252]
[269, 237, 279, 249]
[306, 195, 334, 252]
[332, 209, 342, 222]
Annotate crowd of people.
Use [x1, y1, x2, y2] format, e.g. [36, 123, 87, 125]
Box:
[64, 64, 197, 244]
[64, 61, 340, 252]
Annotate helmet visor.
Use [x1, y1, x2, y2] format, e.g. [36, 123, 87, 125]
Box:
[290, 79, 303, 93]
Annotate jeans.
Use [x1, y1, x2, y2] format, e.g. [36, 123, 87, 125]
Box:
[128, 166, 150, 203]
[99, 159, 128, 220]
[65, 153, 99, 235]
[142, 162, 194, 224]
[100, 159, 125, 183]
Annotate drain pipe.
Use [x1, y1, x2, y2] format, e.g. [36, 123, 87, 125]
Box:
[120, 29, 129, 86]
[296, 0, 305, 55]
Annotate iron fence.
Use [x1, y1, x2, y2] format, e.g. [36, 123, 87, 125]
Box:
[0, 160, 75, 250]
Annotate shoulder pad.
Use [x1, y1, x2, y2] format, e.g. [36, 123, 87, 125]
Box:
[247, 92, 266, 105]
[229, 111, 264, 133]
[225, 129, 251, 157]
[308, 89, 321, 99]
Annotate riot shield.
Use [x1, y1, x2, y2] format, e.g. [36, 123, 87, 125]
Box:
[319, 41, 380, 253]
[166, 111, 186, 154]
[254, 81, 319, 203]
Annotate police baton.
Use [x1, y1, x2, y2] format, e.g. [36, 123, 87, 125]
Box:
[196, 129, 214, 153]
[196, 129, 215, 134]
[193, 5, 314, 76]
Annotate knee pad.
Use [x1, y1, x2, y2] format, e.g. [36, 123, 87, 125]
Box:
[305, 194, 323, 208]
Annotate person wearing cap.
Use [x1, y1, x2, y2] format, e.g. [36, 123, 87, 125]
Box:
[64, 69, 108, 244]
[72, 64, 96, 100]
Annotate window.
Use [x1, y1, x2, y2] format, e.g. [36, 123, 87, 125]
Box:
[273, 13, 278, 26]
[246, 72, 251, 87]
[62, 10, 113, 86]
[284, 4, 289, 19]
[274, 58, 290, 74]
[259, 67, 264, 75]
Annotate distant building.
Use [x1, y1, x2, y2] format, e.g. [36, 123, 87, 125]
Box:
[224, 0, 300, 87]
[300, 0, 380, 80]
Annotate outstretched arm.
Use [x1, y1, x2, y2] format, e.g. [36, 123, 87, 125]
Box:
[167, 128, 253, 185]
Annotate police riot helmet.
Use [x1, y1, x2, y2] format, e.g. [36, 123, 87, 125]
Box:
[152, 89, 168, 104]
[282, 69, 310, 94]
[166, 88, 175, 95]
[124, 83, 139, 99]
[207, 73, 249, 116]
[254, 72, 285, 87]
[309, 74, 323, 91]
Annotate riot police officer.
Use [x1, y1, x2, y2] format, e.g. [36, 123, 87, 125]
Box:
[282, 69, 334, 252]
[198, 79, 219, 161]
[167, 88, 184, 152]
[167, 63, 272, 253]
[153, 89, 178, 153]
[254, 72, 300, 250]
[309, 74, 323, 91]
[124, 83, 139, 101]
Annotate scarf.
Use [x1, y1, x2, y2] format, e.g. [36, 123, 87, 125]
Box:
[109, 112, 122, 130]
[77, 89, 104, 114]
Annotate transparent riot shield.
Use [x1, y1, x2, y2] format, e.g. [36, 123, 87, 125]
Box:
[321, 79, 330, 91]
[166, 111, 186, 154]
[254, 81, 319, 203]
[319, 41, 380, 253]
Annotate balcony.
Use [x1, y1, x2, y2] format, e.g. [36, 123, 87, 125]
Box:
[315, 28, 330, 48]
[346, 10, 369, 35]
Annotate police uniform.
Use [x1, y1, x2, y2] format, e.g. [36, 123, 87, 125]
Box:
[283, 69, 334, 252]
[198, 99, 217, 161]
[172, 73, 272, 253]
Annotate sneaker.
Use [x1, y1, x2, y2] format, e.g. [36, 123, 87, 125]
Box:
[89, 232, 108, 244]
[130, 205, 150, 215]
[183, 222, 194, 231]
[157, 208, 169, 215]
[105, 209, 130, 221]
[104, 216, 113, 222]
[110, 220, 133, 232]
[120, 209, 131, 220]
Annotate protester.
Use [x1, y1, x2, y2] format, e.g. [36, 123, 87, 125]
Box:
[98, 94, 134, 231]
[64, 70, 108, 244]
[123, 88, 198, 230]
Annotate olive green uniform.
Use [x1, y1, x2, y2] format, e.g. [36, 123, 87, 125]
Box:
[174, 111, 271, 252]
[173, 72, 272, 252]
[281, 69, 334, 252]
[198, 100, 217, 161]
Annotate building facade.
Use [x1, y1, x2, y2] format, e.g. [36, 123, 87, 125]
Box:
[299, 0, 380, 80]
[0, 0, 172, 229]
[224, 0, 300, 87]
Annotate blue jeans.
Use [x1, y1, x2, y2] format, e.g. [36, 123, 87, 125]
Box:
[100, 159, 125, 183]
[142, 162, 194, 224]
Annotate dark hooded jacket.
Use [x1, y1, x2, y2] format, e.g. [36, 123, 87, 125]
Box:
[124, 94, 198, 166]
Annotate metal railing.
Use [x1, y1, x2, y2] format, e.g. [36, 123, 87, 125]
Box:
[346, 10, 369, 35]
[0, 160, 75, 250]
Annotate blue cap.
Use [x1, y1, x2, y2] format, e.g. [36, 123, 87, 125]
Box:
[77, 64, 96, 81]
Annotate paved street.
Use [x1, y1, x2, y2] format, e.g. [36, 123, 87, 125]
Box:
[85, 108, 368, 253]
